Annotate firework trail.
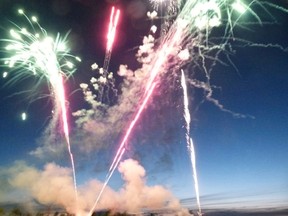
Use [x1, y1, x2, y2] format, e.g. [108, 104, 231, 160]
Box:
[105, 23, 184, 177]
[181, 70, 202, 215]
[2, 9, 80, 207]
[56, 74, 78, 208]
[106, 21, 186, 177]
[94, 6, 120, 104]
[103, 6, 120, 73]
[189, 138, 202, 216]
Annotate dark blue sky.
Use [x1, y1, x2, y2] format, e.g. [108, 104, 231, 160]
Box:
[0, 0, 288, 213]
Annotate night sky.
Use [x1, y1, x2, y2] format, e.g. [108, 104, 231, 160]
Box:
[0, 0, 288, 215]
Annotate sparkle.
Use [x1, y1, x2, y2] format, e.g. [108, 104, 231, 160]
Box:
[3, 71, 8, 78]
[232, 0, 247, 14]
[21, 112, 27, 121]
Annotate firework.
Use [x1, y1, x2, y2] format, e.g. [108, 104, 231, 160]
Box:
[88, 0, 252, 208]
[88, 7, 120, 105]
[3, 10, 80, 84]
[103, 6, 120, 74]
[21, 112, 27, 121]
[2, 8, 80, 207]
[77, 0, 287, 214]
[181, 70, 201, 215]
[106, 7, 120, 56]
[2, 71, 8, 78]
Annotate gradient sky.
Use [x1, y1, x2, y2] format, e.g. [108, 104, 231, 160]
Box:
[0, 0, 288, 214]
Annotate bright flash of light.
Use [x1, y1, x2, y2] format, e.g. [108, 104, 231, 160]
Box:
[232, 0, 247, 14]
[18, 9, 24, 14]
[2, 71, 8, 78]
[181, 71, 202, 215]
[1, 9, 79, 209]
[21, 112, 27, 121]
[3, 25, 80, 82]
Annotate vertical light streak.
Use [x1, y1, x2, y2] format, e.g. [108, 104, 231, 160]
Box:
[54, 74, 78, 207]
[181, 70, 202, 215]
[190, 138, 202, 216]
[103, 6, 120, 73]
[57, 75, 70, 144]
[181, 70, 191, 144]
[107, 6, 120, 52]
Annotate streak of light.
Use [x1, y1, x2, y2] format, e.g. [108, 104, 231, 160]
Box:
[181, 71, 202, 215]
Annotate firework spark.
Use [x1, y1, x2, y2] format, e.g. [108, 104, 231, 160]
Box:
[21, 112, 27, 121]
[2, 71, 8, 78]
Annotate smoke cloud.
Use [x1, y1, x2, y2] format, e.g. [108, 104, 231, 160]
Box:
[3, 159, 189, 216]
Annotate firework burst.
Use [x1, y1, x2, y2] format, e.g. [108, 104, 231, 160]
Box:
[2, 9, 80, 83]
[1, 8, 81, 210]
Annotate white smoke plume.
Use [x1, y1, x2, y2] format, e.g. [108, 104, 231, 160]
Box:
[4, 159, 189, 216]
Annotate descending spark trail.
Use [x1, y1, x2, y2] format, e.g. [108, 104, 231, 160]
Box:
[181, 70, 191, 149]
[2, 9, 79, 208]
[189, 138, 202, 216]
[108, 83, 157, 174]
[95, 6, 120, 104]
[181, 70, 202, 215]
[55, 74, 78, 207]
[107, 22, 186, 177]
[103, 6, 120, 74]
[103, 21, 185, 180]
